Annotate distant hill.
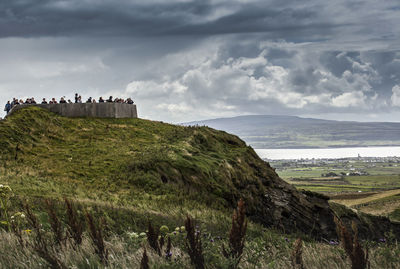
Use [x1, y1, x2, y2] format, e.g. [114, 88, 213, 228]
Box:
[184, 115, 400, 149]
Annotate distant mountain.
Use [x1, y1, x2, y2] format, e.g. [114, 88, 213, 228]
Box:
[184, 115, 400, 149]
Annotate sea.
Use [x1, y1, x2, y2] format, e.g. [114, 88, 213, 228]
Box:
[255, 146, 400, 160]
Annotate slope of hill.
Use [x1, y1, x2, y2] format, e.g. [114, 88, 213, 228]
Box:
[0, 106, 399, 241]
[184, 115, 400, 148]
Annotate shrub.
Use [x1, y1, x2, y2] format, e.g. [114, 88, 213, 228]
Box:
[291, 238, 304, 269]
[85, 211, 108, 264]
[185, 215, 204, 269]
[146, 221, 161, 256]
[334, 217, 369, 269]
[222, 198, 248, 268]
[64, 199, 84, 246]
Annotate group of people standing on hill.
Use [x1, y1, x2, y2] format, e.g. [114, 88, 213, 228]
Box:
[73, 94, 134, 105]
[3, 93, 135, 115]
[3, 98, 37, 114]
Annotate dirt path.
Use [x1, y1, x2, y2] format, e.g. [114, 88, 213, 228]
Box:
[332, 189, 400, 207]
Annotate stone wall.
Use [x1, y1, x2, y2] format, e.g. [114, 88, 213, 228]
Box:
[7, 103, 138, 119]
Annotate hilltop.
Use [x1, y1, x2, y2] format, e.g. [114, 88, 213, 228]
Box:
[184, 115, 400, 148]
[0, 106, 399, 241]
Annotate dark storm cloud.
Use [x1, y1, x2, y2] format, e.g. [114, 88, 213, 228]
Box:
[0, 0, 352, 39]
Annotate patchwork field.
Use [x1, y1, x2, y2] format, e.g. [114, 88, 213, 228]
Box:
[271, 158, 400, 221]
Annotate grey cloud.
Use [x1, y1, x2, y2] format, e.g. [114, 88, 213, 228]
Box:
[117, 38, 400, 122]
[0, 0, 398, 45]
[0, 1, 400, 122]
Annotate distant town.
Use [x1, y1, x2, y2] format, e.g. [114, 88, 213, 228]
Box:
[266, 156, 400, 178]
[265, 156, 400, 165]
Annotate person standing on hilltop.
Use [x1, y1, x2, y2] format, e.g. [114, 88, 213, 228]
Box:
[11, 98, 19, 108]
[75, 93, 79, 103]
[4, 101, 11, 114]
[41, 98, 48, 104]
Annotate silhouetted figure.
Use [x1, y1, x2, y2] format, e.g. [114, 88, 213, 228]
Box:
[68, 99, 72, 103]
[60, 97, 67, 103]
[31, 97, 36, 104]
[75, 93, 79, 103]
[41, 98, 48, 104]
[127, 98, 134, 104]
[86, 97, 92, 103]
[107, 96, 113, 102]
[99, 97, 105, 103]
[51, 98, 58, 104]
[4, 101, 11, 114]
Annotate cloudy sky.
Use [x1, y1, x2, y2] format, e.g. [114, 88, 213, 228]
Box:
[1, 0, 400, 122]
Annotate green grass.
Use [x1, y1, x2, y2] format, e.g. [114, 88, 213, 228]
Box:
[277, 164, 400, 193]
[1, 106, 400, 267]
[346, 175, 400, 188]
[0, 106, 281, 232]
[277, 167, 332, 179]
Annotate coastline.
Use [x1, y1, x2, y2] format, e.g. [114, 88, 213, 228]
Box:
[255, 146, 400, 160]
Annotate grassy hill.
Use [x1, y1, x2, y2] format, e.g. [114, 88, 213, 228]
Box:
[184, 115, 400, 148]
[1, 106, 400, 268]
[0, 106, 277, 211]
[0, 106, 335, 237]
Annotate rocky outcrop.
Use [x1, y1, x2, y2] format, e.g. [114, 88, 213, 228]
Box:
[222, 147, 400, 241]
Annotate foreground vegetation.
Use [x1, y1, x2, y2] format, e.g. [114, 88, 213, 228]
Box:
[1, 185, 400, 269]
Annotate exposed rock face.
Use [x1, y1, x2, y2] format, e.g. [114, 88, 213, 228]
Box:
[260, 185, 336, 239]
[223, 147, 400, 241]
[227, 148, 336, 240]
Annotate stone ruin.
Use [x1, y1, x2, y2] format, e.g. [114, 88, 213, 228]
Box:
[7, 103, 138, 119]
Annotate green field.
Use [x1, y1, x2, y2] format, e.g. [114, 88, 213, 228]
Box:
[272, 159, 400, 221]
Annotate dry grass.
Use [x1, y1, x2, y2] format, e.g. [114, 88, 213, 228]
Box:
[1, 228, 399, 269]
[222, 198, 247, 268]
